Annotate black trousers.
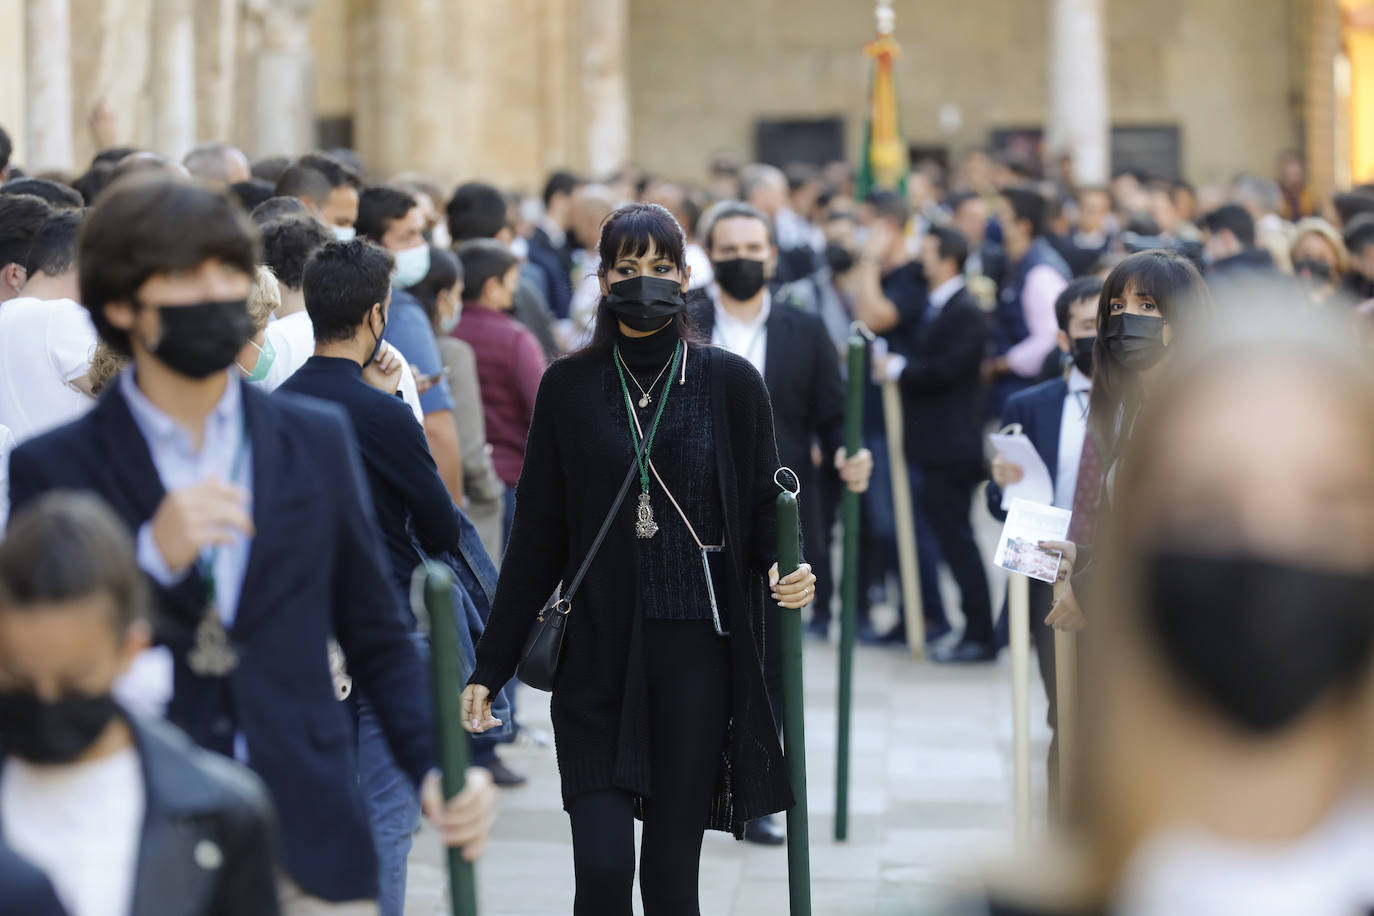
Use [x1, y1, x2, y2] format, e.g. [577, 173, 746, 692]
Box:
[567, 620, 731, 916]
[807, 464, 843, 627]
[917, 464, 993, 644]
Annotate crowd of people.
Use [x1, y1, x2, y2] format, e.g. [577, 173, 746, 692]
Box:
[2, 114, 1374, 915]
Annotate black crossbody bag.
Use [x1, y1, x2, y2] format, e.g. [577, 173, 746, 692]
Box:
[516, 446, 643, 692]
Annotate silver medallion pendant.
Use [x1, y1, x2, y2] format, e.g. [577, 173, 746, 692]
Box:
[635, 492, 659, 539]
[187, 605, 239, 677]
[638, 395, 650, 408]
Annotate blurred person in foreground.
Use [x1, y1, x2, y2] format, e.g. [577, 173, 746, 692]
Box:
[1289, 217, 1354, 309]
[980, 308, 1374, 915]
[0, 492, 277, 916]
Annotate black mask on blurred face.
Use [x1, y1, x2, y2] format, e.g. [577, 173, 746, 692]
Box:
[1294, 259, 1334, 284]
[824, 243, 855, 275]
[1103, 312, 1168, 371]
[606, 276, 685, 333]
[146, 299, 254, 379]
[0, 690, 119, 764]
[712, 258, 768, 301]
[1145, 550, 1374, 734]
[1070, 336, 1094, 377]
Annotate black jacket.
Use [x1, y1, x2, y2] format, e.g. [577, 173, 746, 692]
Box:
[689, 299, 845, 499]
[894, 284, 989, 469]
[469, 344, 793, 832]
[7, 381, 435, 902]
[0, 714, 278, 916]
[0, 844, 66, 916]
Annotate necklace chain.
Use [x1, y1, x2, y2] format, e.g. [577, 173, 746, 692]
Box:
[614, 341, 681, 495]
[615, 346, 675, 408]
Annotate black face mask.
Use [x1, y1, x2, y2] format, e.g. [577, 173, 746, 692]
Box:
[1145, 550, 1374, 734]
[606, 276, 685, 333]
[1103, 312, 1168, 371]
[1294, 258, 1334, 284]
[0, 690, 120, 764]
[713, 258, 768, 301]
[1070, 336, 1094, 377]
[825, 243, 855, 275]
[147, 299, 254, 379]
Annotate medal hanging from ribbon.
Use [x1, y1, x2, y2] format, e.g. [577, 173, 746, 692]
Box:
[613, 340, 682, 540]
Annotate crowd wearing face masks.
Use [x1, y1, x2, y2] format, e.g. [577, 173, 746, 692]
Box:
[1, 121, 1374, 916]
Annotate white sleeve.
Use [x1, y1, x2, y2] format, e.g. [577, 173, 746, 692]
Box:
[45, 300, 98, 384]
[394, 350, 426, 426]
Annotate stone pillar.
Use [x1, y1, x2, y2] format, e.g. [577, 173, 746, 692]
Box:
[1046, 0, 1110, 184]
[579, 0, 630, 179]
[1308, 0, 1342, 195]
[148, 0, 196, 159]
[71, 0, 154, 165]
[0, 0, 27, 168]
[244, 0, 318, 158]
[194, 0, 239, 145]
[25, 0, 75, 171]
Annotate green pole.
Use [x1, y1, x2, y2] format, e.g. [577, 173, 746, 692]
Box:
[776, 481, 812, 915]
[836, 332, 866, 842]
[421, 563, 479, 916]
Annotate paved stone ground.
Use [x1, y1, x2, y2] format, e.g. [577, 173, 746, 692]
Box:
[405, 495, 1051, 915]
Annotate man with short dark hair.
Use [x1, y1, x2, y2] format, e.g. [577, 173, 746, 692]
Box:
[1344, 216, 1374, 301]
[182, 142, 252, 189]
[279, 240, 494, 915]
[1201, 202, 1287, 306]
[358, 186, 465, 506]
[274, 153, 362, 240]
[0, 125, 12, 182]
[449, 181, 559, 355]
[0, 177, 84, 211]
[7, 176, 490, 914]
[531, 169, 582, 287]
[0, 491, 279, 916]
[0, 193, 55, 302]
[985, 185, 1071, 415]
[878, 225, 994, 663]
[0, 210, 97, 442]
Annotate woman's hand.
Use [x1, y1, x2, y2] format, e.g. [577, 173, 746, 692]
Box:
[1038, 539, 1078, 583]
[460, 684, 503, 734]
[770, 563, 817, 610]
[1045, 586, 1086, 632]
[834, 447, 875, 494]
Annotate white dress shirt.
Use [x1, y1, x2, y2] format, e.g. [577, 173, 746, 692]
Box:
[0, 424, 15, 529]
[0, 296, 98, 442]
[1053, 367, 1092, 511]
[710, 288, 771, 376]
[1, 747, 145, 916]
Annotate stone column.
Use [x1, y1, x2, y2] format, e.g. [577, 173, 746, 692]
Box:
[0, 0, 27, 169]
[1308, 0, 1342, 196]
[148, 0, 196, 159]
[579, 0, 630, 179]
[244, 0, 316, 158]
[194, 0, 239, 145]
[25, 0, 75, 171]
[1046, 0, 1110, 184]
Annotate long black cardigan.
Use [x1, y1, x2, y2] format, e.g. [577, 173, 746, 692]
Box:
[468, 343, 795, 833]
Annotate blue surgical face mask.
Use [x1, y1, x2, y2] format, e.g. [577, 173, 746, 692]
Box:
[237, 336, 277, 383]
[332, 225, 356, 242]
[393, 243, 431, 289]
[439, 294, 463, 335]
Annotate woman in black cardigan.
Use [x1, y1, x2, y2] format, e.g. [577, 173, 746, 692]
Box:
[461, 203, 815, 915]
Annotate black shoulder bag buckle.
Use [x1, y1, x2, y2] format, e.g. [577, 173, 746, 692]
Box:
[516, 442, 643, 692]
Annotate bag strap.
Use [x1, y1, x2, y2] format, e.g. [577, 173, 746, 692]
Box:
[562, 436, 643, 606]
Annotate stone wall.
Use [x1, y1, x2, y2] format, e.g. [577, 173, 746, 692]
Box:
[627, 0, 1303, 187]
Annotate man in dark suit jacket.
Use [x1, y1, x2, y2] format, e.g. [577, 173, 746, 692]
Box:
[6, 178, 488, 910]
[0, 845, 66, 916]
[693, 201, 874, 845]
[0, 492, 278, 916]
[529, 170, 581, 297]
[878, 225, 994, 663]
[985, 276, 1101, 806]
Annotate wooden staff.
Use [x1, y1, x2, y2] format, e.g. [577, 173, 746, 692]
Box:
[418, 563, 479, 916]
[776, 473, 813, 915]
[1008, 572, 1031, 847]
[880, 379, 925, 657]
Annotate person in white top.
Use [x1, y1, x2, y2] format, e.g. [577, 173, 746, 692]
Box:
[984, 310, 1374, 916]
[0, 193, 54, 304]
[0, 492, 279, 916]
[0, 210, 99, 442]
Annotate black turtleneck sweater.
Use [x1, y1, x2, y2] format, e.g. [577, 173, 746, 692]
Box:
[612, 328, 722, 621]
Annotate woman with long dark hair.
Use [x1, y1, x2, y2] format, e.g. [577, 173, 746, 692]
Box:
[1044, 249, 1212, 632]
[459, 203, 813, 915]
